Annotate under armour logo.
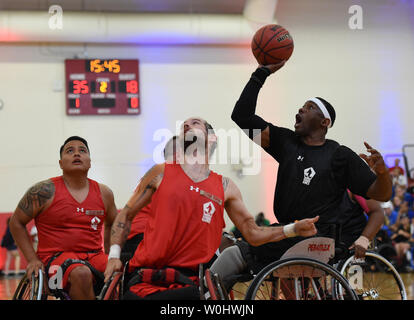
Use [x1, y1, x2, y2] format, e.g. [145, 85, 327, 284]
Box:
[190, 186, 199, 192]
[76, 207, 84, 213]
[297, 156, 304, 161]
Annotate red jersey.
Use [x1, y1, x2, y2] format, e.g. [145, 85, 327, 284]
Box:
[128, 204, 152, 240]
[129, 163, 225, 272]
[389, 165, 404, 175]
[35, 176, 106, 258]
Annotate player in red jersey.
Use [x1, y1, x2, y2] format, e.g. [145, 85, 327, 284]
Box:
[10, 136, 118, 299]
[121, 136, 178, 259]
[104, 118, 319, 300]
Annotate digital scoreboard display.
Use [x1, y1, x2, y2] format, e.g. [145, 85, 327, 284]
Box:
[65, 59, 140, 115]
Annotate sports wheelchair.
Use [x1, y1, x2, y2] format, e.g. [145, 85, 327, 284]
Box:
[207, 237, 358, 300]
[206, 236, 407, 300]
[101, 233, 407, 301]
[334, 247, 406, 300]
[101, 237, 357, 300]
[13, 260, 106, 300]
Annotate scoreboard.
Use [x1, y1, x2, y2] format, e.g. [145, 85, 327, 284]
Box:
[65, 59, 140, 115]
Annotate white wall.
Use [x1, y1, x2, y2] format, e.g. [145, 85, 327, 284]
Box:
[0, 0, 413, 229]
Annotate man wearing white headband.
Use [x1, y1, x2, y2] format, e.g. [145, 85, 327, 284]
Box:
[208, 62, 392, 288]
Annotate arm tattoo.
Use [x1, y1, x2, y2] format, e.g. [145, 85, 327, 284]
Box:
[117, 222, 131, 242]
[116, 222, 127, 229]
[17, 180, 55, 218]
[222, 177, 230, 192]
[146, 173, 163, 192]
[127, 176, 159, 208]
[111, 219, 131, 242]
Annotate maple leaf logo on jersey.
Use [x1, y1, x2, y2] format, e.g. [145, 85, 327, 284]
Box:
[91, 216, 101, 230]
[202, 201, 216, 224]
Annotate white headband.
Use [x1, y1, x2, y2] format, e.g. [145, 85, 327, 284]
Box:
[308, 97, 332, 128]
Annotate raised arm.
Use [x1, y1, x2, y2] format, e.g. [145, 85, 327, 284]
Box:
[104, 163, 164, 281]
[223, 177, 318, 246]
[359, 142, 392, 201]
[9, 179, 55, 277]
[231, 62, 285, 149]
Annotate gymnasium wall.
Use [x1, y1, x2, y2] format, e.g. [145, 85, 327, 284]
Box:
[0, 0, 413, 236]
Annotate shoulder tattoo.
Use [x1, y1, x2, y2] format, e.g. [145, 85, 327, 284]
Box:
[18, 180, 55, 217]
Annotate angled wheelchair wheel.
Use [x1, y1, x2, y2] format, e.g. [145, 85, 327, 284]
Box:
[337, 251, 407, 300]
[225, 273, 254, 300]
[213, 272, 230, 300]
[204, 269, 219, 300]
[244, 257, 358, 300]
[13, 270, 45, 300]
[98, 272, 123, 300]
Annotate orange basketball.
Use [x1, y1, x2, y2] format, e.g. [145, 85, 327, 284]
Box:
[251, 24, 294, 65]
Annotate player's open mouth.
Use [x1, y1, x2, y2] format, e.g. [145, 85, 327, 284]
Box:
[294, 114, 302, 128]
[72, 159, 82, 164]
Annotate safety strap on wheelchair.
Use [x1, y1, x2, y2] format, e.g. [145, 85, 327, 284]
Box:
[59, 258, 104, 283]
[45, 252, 103, 281]
[45, 251, 64, 276]
[127, 267, 196, 288]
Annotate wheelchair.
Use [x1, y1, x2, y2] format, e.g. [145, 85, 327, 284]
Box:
[103, 232, 407, 301]
[13, 269, 48, 300]
[333, 247, 407, 300]
[98, 252, 133, 300]
[98, 263, 129, 300]
[100, 234, 245, 300]
[13, 262, 106, 300]
[207, 235, 407, 301]
[13, 269, 70, 300]
[206, 237, 358, 300]
[101, 260, 222, 300]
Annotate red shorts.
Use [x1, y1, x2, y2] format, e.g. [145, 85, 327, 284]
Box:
[40, 251, 107, 290]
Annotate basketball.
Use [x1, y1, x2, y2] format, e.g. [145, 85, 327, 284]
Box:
[251, 24, 294, 65]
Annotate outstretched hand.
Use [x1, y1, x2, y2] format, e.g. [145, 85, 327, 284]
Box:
[295, 216, 319, 237]
[359, 142, 388, 175]
[260, 60, 286, 74]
